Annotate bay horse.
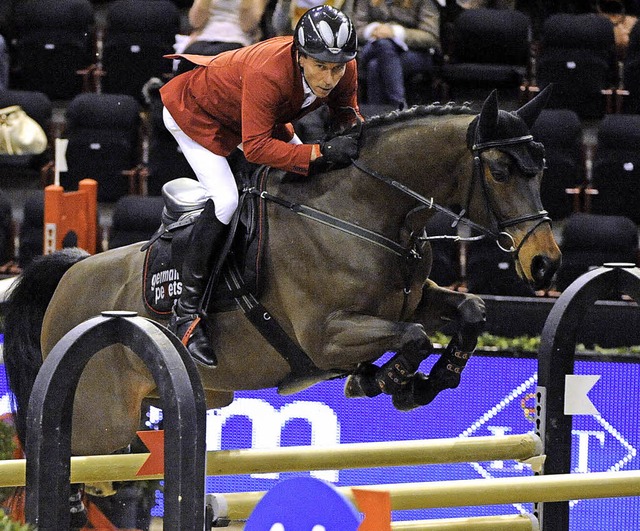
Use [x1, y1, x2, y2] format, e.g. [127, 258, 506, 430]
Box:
[4, 88, 560, 459]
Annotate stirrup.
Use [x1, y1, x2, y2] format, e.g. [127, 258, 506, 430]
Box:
[169, 313, 218, 367]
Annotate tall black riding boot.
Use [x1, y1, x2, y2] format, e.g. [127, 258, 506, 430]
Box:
[169, 199, 226, 367]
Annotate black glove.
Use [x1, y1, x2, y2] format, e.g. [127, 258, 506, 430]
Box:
[320, 134, 359, 165]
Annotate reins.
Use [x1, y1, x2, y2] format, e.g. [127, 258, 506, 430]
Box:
[247, 114, 552, 318]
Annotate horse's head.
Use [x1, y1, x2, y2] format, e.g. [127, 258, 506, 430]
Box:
[466, 86, 561, 290]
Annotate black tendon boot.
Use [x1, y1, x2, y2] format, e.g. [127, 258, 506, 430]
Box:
[169, 199, 226, 366]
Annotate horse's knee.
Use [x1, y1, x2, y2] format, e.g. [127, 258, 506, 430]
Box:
[457, 295, 486, 326]
[455, 295, 486, 351]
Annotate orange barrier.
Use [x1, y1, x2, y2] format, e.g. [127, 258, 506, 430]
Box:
[44, 178, 98, 255]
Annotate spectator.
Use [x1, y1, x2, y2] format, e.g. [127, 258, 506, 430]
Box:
[354, 0, 441, 109]
[271, 0, 353, 36]
[176, 0, 268, 75]
[595, 0, 638, 59]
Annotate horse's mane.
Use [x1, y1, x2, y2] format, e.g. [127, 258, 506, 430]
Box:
[361, 102, 476, 132]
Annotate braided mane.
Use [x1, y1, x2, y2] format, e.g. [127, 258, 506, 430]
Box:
[362, 102, 476, 132]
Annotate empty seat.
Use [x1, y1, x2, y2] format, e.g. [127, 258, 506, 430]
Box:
[108, 195, 164, 249]
[18, 190, 44, 268]
[10, 0, 95, 100]
[530, 109, 584, 220]
[438, 8, 532, 102]
[589, 114, 640, 224]
[534, 13, 617, 118]
[0, 189, 12, 266]
[555, 212, 638, 291]
[622, 21, 640, 113]
[465, 236, 535, 297]
[101, 0, 180, 101]
[62, 93, 142, 203]
[144, 78, 196, 195]
[424, 211, 461, 288]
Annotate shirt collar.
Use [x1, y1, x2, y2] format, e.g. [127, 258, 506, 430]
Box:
[301, 75, 317, 109]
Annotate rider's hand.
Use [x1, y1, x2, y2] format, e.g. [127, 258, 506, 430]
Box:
[320, 134, 359, 165]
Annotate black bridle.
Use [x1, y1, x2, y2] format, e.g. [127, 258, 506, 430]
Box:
[469, 133, 551, 258]
[252, 129, 550, 262]
[248, 126, 551, 319]
[350, 130, 551, 261]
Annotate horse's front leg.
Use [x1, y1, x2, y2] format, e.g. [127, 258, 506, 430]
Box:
[311, 312, 432, 400]
[392, 280, 486, 411]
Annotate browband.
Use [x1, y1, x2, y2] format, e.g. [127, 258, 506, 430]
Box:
[472, 134, 533, 152]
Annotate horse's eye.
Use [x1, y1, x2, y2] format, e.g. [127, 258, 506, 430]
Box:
[491, 168, 509, 183]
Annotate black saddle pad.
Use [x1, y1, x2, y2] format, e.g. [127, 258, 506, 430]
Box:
[142, 167, 271, 317]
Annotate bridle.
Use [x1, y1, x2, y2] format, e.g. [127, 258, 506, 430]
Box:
[247, 120, 551, 319]
[350, 128, 551, 261]
[252, 123, 551, 263]
[467, 131, 552, 258]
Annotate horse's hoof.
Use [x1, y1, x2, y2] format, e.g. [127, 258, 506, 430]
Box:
[344, 363, 381, 398]
[392, 372, 440, 411]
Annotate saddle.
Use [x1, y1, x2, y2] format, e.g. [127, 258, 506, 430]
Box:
[141, 168, 345, 393]
[141, 167, 269, 317]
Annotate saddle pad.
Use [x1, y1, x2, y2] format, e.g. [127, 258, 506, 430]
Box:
[141, 165, 271, 316]
[142, 236, 182, 317]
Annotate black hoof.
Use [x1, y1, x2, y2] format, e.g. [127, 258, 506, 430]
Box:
[392, 373, 441, 411]
[344, 363, 382, 398]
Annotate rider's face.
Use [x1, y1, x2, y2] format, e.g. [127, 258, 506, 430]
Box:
[298, 54, 347, 98]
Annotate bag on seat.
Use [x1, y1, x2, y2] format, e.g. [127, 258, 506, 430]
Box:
[0, 105, 47, 155]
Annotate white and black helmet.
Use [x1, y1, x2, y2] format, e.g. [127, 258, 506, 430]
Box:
[294, 5, 357, 63]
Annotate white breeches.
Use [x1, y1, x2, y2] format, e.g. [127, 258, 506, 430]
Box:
[163, 107, 303, 225]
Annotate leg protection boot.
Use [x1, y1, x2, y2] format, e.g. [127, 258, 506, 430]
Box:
[169, 199, 226, 367]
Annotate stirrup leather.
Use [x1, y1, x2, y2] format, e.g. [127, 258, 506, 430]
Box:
[171, 314, 201, 346]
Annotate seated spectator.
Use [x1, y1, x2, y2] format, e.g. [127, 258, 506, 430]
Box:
[354, 0, 440, 109]
[595, 0, 638, 59]
[271, 0, 353, 36]
[176, 0, 268, 75]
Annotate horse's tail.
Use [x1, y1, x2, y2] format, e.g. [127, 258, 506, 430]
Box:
[4, 248, 89, 447]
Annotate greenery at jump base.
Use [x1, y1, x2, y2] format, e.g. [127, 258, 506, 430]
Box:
[432, 331, 640, 356]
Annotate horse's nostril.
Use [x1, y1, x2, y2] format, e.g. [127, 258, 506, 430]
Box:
[531, 255, 558, 288]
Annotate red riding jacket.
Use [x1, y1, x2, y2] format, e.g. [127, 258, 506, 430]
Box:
[160, 36, 361, 176]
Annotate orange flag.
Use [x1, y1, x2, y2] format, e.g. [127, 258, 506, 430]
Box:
[352, 488, 392, 531]
[136, 429, 165, 476]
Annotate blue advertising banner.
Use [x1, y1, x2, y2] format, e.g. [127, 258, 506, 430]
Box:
[0, 349, 637, 529]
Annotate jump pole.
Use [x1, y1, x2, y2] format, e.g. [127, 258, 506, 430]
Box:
[0, 433, 543, 487]
[391, 514, 539, 530]
[218, 514, 540, 531]
[208, 469, 640, 521]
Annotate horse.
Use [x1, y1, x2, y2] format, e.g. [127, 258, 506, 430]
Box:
[4, 88, 560, 461]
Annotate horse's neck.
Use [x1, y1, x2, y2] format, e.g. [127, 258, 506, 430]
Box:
[359, 116, 472, 208]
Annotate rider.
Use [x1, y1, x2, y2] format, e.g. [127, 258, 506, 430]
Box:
[160, 6, 363, 367]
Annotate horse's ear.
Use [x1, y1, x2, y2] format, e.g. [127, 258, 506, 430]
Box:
[515, 85, 553, 129]
[477, 89, 499, 140]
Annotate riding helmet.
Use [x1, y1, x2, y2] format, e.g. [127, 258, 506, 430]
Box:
[294, 5, 357, 63]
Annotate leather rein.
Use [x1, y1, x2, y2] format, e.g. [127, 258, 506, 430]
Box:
[250, 130, 550, 264]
